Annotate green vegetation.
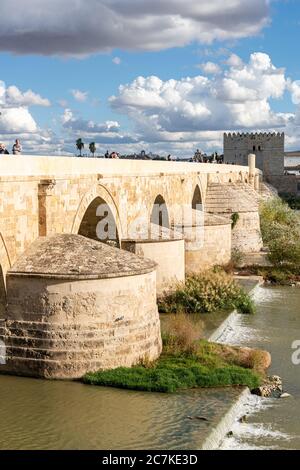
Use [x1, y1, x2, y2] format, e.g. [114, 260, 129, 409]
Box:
[76, 138, 84, 157]
[260, 198, 300, 275]
[83, 314, 262, 393]
[89, 142, 96, 157]
[231, 212, 240, 229]
[158, 269, 255, 315]
[83, 354, 260, 393]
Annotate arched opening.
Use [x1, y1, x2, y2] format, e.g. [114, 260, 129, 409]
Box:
[78, 197, 120, 247]
[151, 195, 170, 228]
[192, 185, 203, 211]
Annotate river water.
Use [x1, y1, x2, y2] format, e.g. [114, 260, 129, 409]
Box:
[0, 369, 245, 449]
[0, 285, 299, 450]
[219, 285, 300, 450]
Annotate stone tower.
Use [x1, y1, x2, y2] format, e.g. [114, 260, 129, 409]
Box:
[223, 132, 284, 182]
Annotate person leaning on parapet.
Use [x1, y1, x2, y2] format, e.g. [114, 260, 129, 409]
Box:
[12, 139, 22, 155]
[0, 143, 9, 154]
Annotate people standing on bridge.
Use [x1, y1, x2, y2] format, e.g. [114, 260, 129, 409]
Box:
[0, 143, 9, 154]
[110, 151, 119, 159]
[12, 139, 22, 155]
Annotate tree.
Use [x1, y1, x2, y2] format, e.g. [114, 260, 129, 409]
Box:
[89, 142, 96, 157]
[76, 138, 84, 157]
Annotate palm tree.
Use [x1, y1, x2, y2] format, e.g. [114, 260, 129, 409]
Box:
[76, 138, 84, 157]
[89, 142, 96, 157]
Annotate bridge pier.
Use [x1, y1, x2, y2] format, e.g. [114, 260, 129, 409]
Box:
[173, 211, 232, 273]
[0, 234, 162, 379]
[122, 224, 185, 295]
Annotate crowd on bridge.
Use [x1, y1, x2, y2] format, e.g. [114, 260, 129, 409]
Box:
[0, 139, 22, 155]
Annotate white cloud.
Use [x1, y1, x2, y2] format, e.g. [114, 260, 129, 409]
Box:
[0, 80, 50, 107]
[0, 79, 56, 154]
[71, 89, 88, 102]
[112, 57, 121, 65]
[0, 80, 50, 134]
[62, 108, 120, 133]
[288, 79, 300, 105]
[226, 53, 243, 68]
[108, 52, 300, 154]
[0, 107, 37, 133]
[61, 108, 136, 145]
[5, 85, 50, 107]
[197, 62, 221, 74]
[0, 0, 270, 56]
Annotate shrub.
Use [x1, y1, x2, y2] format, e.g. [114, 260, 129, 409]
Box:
[162, 313, 203, 355]
[158, 269, 255, 315]
[231, 212, 240, 229]
[260, 198, 300, 269]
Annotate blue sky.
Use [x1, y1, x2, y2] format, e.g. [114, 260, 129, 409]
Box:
[0, 0, 300, 157]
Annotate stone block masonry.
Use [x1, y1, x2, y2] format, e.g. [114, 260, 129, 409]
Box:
[0, 235, 162, 379]
[0, 156, 263, 378]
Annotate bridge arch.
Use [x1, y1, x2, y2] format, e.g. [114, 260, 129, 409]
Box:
[71, 185, 122, 246]
[150, 194, 170, 229]
[192, 184, 203, 211]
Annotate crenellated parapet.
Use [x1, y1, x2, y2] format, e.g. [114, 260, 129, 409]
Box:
[223, 132, 285, 178]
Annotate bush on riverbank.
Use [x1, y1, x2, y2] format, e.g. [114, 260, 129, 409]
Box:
[83, 314, 262, 393]
[158, 269, 255, 315]
[162, 313, 203, 355]
[260, 198, 300, 272]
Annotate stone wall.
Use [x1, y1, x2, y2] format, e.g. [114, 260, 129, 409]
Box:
[1, 271, 161, 379]
[224, 132, 284, 179]
[268, 174, 299, 195]
[205, 182, 263, 253]
[184, 221, 232, 273]
[0, 156, 253, 281]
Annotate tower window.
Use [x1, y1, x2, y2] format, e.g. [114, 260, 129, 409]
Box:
[253, 145, 256, 151]
[258, 145, 261, 151]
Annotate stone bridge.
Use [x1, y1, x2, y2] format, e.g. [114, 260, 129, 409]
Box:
[0, 155, 263, 378]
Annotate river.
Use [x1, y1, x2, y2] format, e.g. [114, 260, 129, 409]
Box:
[219, 285, 300, 450]
[0, 285, 299, 450]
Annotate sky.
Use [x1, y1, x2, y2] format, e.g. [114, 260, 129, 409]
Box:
[0, 0, 300, 158]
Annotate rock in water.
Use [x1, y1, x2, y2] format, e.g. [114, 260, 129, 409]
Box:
[251, 375, 283, 398]
[280, 393, 292, 399]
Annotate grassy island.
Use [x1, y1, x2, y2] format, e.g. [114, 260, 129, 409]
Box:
[83, 313, 264, 393]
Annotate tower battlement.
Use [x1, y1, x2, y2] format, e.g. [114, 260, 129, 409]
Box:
[224, 132, 284, 139]
[223, 132, 285, 178]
